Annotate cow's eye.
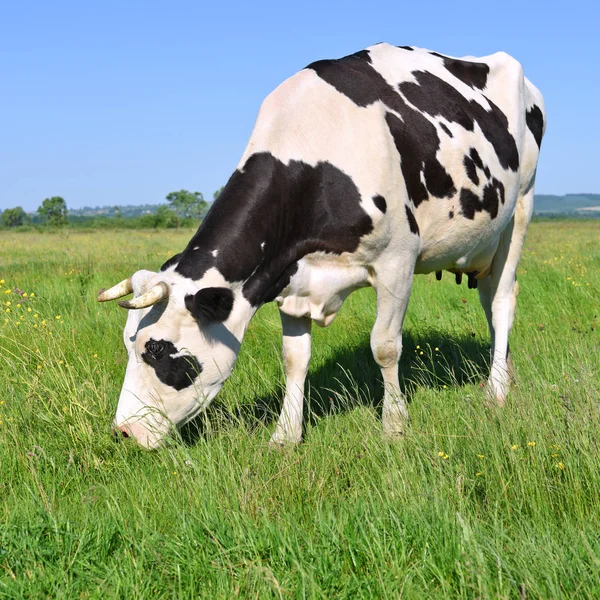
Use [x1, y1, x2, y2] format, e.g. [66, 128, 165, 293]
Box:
[145, 340, 165, 358]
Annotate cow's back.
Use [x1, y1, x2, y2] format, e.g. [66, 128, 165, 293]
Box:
[244, 44, 544, 277]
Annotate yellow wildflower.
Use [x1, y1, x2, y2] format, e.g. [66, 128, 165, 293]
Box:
[30, 293, 34, 297]
[475, 472, 482, 477]
[27, 307, 32, 312]
[0, 279, 4, 284]
[16, 303, 21, 308]
[37, 365, 42, 370]
[5, 308, 10, 313]
[55, 315, 61, 320]
[556, 462, 565, 470]
[477, 454, 484, 459]
[511, 444, 519, 450]
[23, 293, 27, 297]
[34, 314, 38, 318]
[527, 441, 536, 447]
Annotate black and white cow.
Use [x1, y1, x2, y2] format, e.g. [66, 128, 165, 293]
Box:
[99, 44, 545, 448]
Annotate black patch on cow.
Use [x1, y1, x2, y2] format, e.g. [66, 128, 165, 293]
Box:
[463, 154, 480, 186]
[482, 182, 500, 218]
[460, 189, 481, 220]
[430, 51, 490, 90]
[440, 123, 453, 138]
[460, 177, 505, 220]
[449, 210, 454, 219]
[142, 339, 202, 391]
[306, 50, 388, 108]
[372, 194, 387, 213]
[398, 45, 414, 51]
[399, 71, 519, 172]
[185, 287, 234, 325]
[161, 253, 182, 271]
[385, 112, 456, 206]
[526, 105, 544, 149]
[405, 205, 420, 235]
[469, 147, 483, 170]
[173, 152, 373, 306]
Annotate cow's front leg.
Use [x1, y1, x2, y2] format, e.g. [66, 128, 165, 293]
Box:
[371, 265, 415, 437]
[269, 312, 312, 447]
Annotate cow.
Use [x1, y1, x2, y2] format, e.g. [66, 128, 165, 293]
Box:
[99, 43, 545, 449]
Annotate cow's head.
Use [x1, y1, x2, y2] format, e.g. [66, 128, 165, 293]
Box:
[99, 269, 247, 448]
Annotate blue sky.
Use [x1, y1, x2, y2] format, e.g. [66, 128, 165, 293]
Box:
[1, 0, 598, 212]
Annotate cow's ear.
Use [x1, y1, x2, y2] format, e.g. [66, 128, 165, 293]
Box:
[185, 288, 234, 325]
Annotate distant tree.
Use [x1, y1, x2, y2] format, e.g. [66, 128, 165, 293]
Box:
[114, 206, 122, 219]
[139, 205, 179, 229]
[165, 190, 208, 227]
[213, 186, 225, 200]
[38, 196, 68, 227]
[1, 207, 28, 228]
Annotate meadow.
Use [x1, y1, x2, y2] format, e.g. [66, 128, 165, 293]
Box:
[0, 220, 599, 598]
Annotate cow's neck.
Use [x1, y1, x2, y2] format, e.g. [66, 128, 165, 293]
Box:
[172, 153, 311, 310]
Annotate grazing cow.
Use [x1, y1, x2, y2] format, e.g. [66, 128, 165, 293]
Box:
[99, 43, 545, 448]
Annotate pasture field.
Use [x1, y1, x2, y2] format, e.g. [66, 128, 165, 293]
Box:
[0, 221, 599, 598]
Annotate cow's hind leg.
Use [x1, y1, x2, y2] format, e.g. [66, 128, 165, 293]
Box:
[270, 312, 311, 447]
[371, 261, 415, 437]
[483, 188, 534, 405]
[478, 275, 517, 382]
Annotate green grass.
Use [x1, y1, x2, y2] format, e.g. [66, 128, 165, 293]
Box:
[1, 221, 599, 598]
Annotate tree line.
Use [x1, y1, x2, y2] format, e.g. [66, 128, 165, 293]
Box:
[0, 188, 225, 230]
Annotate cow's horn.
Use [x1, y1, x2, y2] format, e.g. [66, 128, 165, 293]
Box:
[98, 278, 133, 302]
[118, 282, 169, 309]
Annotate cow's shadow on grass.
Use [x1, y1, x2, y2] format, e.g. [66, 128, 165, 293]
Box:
[180, 329, 490, 445]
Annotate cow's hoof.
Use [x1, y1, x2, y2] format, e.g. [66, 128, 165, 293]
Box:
[484, 381, 507, 408]
[382, 427, 405, 440]
[382, 414, 409, 439]
[382, 421, 408, 439]
[268, 431, 301, 450]
[382, 401, 409, 438]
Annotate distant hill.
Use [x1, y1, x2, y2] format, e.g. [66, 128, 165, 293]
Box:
[533, 194, 600, 214]
[67, 203, 165, 218]
[19, 194, 599, 220]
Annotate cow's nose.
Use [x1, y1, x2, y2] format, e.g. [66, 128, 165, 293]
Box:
[113, 425, 131, 439]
